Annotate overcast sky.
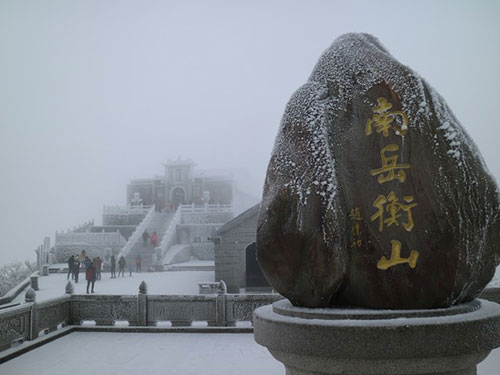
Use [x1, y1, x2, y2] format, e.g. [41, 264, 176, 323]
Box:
[0, 0, 499, 265]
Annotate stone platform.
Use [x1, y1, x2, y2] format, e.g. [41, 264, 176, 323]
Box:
[254, 299, 500, 375]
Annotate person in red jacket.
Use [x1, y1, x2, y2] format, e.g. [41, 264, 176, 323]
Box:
[95, 256, 102, 280]
[150, 231, 159, 248]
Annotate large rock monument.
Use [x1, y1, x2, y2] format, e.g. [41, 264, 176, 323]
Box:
[257, 33, 500, 310]
[254, 33, 500, 375]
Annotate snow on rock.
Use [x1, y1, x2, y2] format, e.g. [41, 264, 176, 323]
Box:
[258, 33, 500, 309]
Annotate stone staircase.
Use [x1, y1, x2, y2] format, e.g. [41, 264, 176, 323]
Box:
[125, 211, 172, 271]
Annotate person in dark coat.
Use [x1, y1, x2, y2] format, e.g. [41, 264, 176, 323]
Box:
[73, 255, 80, 283]
[86, 259, 97, 294]
[118, 256, 126, 277]
[110, 255, 116, 279]
[67, 255, 74, 280]
[142, 230, 150, 247]
[95, 256, 102, 280]
[83, 255, 92, 271]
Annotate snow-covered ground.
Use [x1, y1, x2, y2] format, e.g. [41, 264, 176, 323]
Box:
[4, 268, 500, 374]
[0, 331, 498, 375]
[0, 332, 284, 374]
[12, 270, 214, 304]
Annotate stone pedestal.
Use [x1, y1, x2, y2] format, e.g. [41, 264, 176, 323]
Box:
[254, 299, 500, 375]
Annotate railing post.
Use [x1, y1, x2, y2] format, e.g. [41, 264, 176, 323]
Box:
[216, 280, 227, 326]
[138, 281, 147, 326]
[30, 275, 39, 291]
[65, 281, 74, 295]
[25, 288, 38, 340]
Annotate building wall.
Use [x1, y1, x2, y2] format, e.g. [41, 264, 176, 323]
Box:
[90, 226, 136, 240]
[127, 163, 234, 209]
[215, 214, 258, 293]
[205, 179, 233, 204]
[102, 213, 145, 226]
[127, 179, 165, 207]
[177, 224, 219, 244]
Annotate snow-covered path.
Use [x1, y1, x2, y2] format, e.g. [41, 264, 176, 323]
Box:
[13, 270, 214, 304]
[0, 332, 284, 375]
[0, 331, 498, 375]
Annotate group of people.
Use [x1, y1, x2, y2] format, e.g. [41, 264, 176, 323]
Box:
[109, 254, 130, 278]
[67, 252, 138, 295]
[66, 228, 158, 293]
[67, 252, 102, 294]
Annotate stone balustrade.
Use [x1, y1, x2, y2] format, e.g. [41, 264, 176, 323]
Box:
[0, 282, 283, 352]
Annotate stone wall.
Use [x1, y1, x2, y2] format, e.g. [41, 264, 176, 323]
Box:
[177, 224, 219, 244]
[103, 213, 145, 226]
[0, 288, 282, 352]
[55, 244, 123, 263]
[90, 226, 136, 241]
[181, 212, 233, 225]
[191, 243, 214, 260]
[55, 231, 126, 263]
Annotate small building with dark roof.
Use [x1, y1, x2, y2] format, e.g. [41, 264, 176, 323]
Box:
[214, 203, 270, 293]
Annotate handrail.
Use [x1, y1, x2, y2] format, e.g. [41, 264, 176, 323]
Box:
[155, 206, 182, 264]
[117, 205, 155, 260]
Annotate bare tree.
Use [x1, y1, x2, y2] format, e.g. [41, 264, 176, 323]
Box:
[0, 260, 36, 296]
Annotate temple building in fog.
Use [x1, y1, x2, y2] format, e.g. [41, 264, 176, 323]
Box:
[127, 158, 234, 209]
[53, 158, 258, 267]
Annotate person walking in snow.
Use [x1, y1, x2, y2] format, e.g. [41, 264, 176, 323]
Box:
[86, 259, 97, 294]
[95, 256, 102, 280]
[110, 255, 116, 279]
[67, 255, 74, 280]
[118, 255, 126, 277]
[73, 255, 80, 283]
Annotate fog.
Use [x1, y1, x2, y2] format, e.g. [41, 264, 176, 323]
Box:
[0, 0, 499, 265]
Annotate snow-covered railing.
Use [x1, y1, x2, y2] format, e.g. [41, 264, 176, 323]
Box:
[0, 294, 71, 351]
[3, 286, 500, 353]
[117, 205, 155, 260]
[155, 206, 182, 264]
[180, 203, 232, 213]
[0, 272, 38, 306]
[0, 285, 284, 352]
[103, 205, 153, 215]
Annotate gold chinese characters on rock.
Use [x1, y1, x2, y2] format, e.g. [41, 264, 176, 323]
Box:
[365, 97, 419, 271]
[366, 97, 408, 137]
